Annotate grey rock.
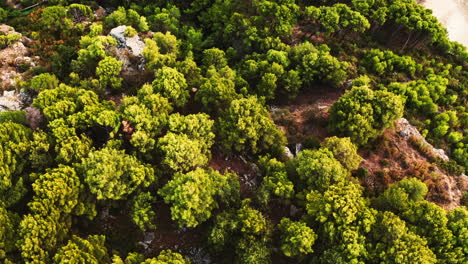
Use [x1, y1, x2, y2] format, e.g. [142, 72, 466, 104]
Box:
[126, 35, 145, 56]
[110, 25, 146, 56]
[284, 146, 294, 158]
[295, 143, 302, 156]
[290, 204, 299, 217]
[396, 118, 450, 161]
[143, 231, 155, 244]
[110, 26, 127, 48]
[0, 90, 22, 112]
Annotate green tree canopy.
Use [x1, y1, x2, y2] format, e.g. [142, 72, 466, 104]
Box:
[257, 157, 294, 206]
[120, 84, 173, 154]
[329, 84, 404, 145]
[130, 192, 156, 231]
[96, 56, 123, 92]
[277, 218, 316, 258]
[53, 235, 109, 264]
[152, 67, 189, 108]
[218, 96, 286, 156]
[321, 136, 363, 171]
[80, 148, 155, 200]
[374, 177, 428, 213]
[29, 73, 60, 92]
[159, 168, 239, 228]
[0, 204, 20, 260]
[209, 199, 271, 264]
[157, 133, 210, 172]
[293, 148, 349, 192]
[306, 182, 376, 263]
[367, 211, 436, 264]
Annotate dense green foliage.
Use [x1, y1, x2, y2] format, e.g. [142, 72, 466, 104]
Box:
[0, 0, 466, 263]
[329, 83, 404, 145]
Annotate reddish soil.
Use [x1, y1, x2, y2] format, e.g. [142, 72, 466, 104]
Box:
[271, 87, 344, 143]
[209, 148, 259, 198]
[359, 127, 467, 209]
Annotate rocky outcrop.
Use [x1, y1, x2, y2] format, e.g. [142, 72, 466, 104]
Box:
[0, 24, 39, 90]
[0, 90, 22, 112]
[360, 117, 467, 210]
[396, 118, 449, 161]
[109, 26, 146, 74]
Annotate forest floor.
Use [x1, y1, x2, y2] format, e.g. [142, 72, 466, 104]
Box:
[270, 87, 344, 144]
[359, 122, 468, 210]
[269, 87, 467, 210]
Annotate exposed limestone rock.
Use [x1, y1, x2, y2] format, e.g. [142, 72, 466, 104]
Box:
[109, 26, 146, 74]
[110, 26, 127, 47]
[0, 90, 22, 112]
[284, 146, 294, 158]
[110, 25, 145, 56]
[396, 118, 449, 161]
[0, 25, 39, 90]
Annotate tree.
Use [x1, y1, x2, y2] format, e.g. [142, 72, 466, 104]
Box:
[277, 218, 316, 258]
[351, 0, 389, 26]
[293, 149, 349, 192]
[209, 200, 271, 264]
[146, 5, 181, 34]
[257, 157, 294, 206]
[202, 48, 228, 70]
[152, 67, 189, 108]
[168, 113, 215, 154]
[33, 84, 100, 122]
[0, 204, 20, 260]
[0, 8, 7, 23]
[306, 181, 376, 263]
[143, 32, 178, 71]
[0, 122, 32, 206]
[218, 96, 286, 156]
[290, 43, 349, 88]
[447, 207, 468, 257]
[305, 3, 370, 34]
[329, 85, 404, 145]
[362, 49, 419, 77]
[96, 56, 123, 92]
[388, 74, 447, 116]
[195, 66, 240, 111]
[157, 133, 209, 172]
[29, 165, 81, 216]
[112, 250, 189, 264]
[401, 201, 464, 263]
[373, 178, 428, 213]
[367, 211, 436, 264]
[238, 49, 302, 101]
[321, 136, 363, 171]
[29, 73, 59, 92]
[168, 113, 215, 144]
[159, 168, 239, 228]
[71, 35, 117, 77]
[80, 148, 155, 200]
[120, 84, 173, 154]
[53, 235, 109, 264]
[19, 166, 82, 264]
[105, 7, 149, 32]
[130, 192, 156, 231]
[41, 6, 72, 33]
[19, 213, 60, 263]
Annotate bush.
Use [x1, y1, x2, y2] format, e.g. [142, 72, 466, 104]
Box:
[0, 33, 21, 49]
[29, 73, 59, 92]
[0, 110, 27, 125]
[124, 26, 137, 37]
